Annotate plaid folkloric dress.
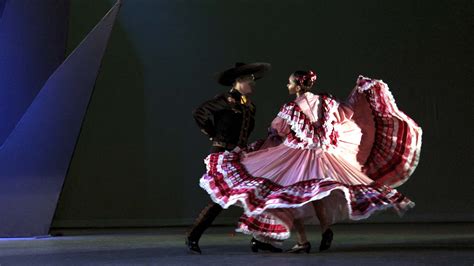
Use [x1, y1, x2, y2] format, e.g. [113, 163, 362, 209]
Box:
[200, 76, 422, 243]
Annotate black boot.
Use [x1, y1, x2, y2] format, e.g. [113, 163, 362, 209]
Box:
[250, 238, 283, 253]
[319, 228, 333, 251]
[185, 237, 201, 254]
[286, 241, 311, 253]
[186, 202, 223, 254]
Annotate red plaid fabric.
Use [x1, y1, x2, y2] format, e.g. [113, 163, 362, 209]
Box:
[347, 80, 422, 187]
[237, 213, 291, 242]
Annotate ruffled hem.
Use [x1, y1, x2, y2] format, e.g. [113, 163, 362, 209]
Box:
[200, 150, 414, 214]
[235, 188, 415, 243]
[199, 150, 414, 242]
[236, 213, 290, 243]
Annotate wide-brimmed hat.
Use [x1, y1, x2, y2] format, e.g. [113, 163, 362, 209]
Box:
[217, 62, 271, 86]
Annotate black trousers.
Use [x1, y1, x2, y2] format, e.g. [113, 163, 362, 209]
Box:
[187, 201, 223, 241]
[187, 146, 228, 242]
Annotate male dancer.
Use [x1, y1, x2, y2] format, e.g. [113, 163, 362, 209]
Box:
[186, 62, 281, 254]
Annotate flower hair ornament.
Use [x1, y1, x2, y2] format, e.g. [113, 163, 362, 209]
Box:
[295, 70, 317, 87]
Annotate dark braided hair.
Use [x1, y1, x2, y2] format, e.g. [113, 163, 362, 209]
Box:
[290, 70, 317, 90]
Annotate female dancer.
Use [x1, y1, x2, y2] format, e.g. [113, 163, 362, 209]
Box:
[200, 70, 422, 252]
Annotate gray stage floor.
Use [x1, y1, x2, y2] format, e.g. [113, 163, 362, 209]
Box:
[0, 223, 472, 265]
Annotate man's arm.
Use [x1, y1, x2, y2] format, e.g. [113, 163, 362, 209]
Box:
[192, 95, 226, 138]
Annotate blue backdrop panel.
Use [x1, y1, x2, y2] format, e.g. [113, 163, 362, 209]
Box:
[0, 0, 121, 237]
[0, 0, 6, 19]
[0, 0, 70, 146]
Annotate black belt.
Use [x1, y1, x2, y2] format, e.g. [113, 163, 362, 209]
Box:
[212, 141, 237, 150]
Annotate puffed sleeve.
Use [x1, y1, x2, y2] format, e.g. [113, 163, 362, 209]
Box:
[334, 103, 354, 123]
[260, 116, 290, 149]
[270, 116, 291, 137]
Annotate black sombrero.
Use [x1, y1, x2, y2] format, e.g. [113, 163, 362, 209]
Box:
[217, 62, 271, 86]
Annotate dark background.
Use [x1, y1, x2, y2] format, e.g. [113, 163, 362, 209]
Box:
[53, 0, 473, 228]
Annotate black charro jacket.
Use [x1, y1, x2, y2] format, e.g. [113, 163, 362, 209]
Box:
[193, 89, 255, 148]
